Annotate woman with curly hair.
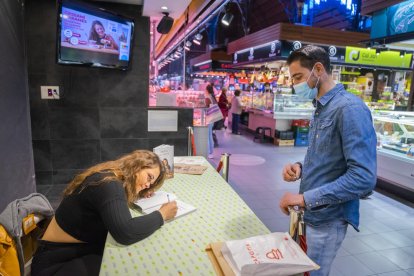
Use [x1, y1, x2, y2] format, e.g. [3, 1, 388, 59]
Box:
[31, 150, 177, 275]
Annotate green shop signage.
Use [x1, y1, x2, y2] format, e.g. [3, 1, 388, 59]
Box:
[345, 47, 413, 69]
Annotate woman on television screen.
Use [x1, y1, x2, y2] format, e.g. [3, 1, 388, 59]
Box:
[88, 20, 119, 50]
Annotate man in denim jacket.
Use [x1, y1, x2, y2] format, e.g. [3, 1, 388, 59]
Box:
[279, 45, 377, 276]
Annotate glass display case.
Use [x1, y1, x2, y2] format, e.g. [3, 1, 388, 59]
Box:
[240, 91, 274, 112]
[373, 111, 414, 192]
[175, 90, 206, 108]
[193, 107, 208, 127]
[273, 94, 314, 119]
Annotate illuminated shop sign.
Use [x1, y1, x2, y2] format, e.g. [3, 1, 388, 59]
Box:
[281, 41, 346, 63]
[191, 61, 232, 72]
[233, 40, 282, 64]
[345, 46, 413, 68]
[232, 40, 345, 64]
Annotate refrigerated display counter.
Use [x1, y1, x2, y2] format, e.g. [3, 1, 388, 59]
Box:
[373, 111, 414, 199]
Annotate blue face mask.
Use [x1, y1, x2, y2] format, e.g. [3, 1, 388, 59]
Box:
[293, 67, 320, 99]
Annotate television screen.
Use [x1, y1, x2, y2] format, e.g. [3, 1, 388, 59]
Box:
[57, 0, 134, 70]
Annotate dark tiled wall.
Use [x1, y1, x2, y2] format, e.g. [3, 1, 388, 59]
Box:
[0, 0, 36, 210]
[26, 0, 193, 186]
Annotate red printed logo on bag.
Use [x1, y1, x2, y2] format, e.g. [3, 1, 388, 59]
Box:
[266, 248, 284, 260]
[245, 243, 261, 264]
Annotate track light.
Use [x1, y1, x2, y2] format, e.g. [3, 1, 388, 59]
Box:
[221, 3, 234, 26]
[400, 50, 405, 58]
[192, 33, 203, 45]
[184, 41, 192, 51]
[221, 11, 234, 26]
[376, 49, 381, 56]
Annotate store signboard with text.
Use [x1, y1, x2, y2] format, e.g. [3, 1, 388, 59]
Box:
[345, 47, 413, 69]
[192, 61, 232, 73]
[232, 41, 282, 64]
[232, 40, 346, 65]
[281, 41, 346, 63]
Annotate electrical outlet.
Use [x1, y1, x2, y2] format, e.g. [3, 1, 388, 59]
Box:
[40, 86, 60, 99]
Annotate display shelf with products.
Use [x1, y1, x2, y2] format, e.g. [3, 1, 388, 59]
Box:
[273, 94, 314, 120]
[373, 111, 414, 193]
[240, 91, 274, 112]
[332, 65, 413, 111]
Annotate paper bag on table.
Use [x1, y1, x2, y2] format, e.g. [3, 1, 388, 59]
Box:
[221, 232, 319, 276]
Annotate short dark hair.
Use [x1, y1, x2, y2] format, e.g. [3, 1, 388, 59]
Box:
[286, 45, 331, 74]
[234, 89, 241, 96]
[206, 84, 214, 95]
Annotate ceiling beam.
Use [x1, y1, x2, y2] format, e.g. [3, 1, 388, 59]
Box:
[227, 23, 369, 54]
[155, 0, 214, 59]
[361, 0, 405, 15]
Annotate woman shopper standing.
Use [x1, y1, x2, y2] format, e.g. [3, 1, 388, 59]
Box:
[217, 88, 229, 129]
[230, 89, 242, 135]
[205, 84, 218, 158]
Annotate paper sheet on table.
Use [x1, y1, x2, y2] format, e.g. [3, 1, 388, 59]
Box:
[174, 157, 205, 165]
[174, 164, 208, 175]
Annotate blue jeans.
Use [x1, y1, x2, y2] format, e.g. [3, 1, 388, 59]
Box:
[306, 220, 348, 276]
[232, 113, 240, 134]
[208, 123, 214, 155]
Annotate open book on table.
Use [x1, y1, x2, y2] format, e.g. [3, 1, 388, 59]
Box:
[134, 191, 196, 220]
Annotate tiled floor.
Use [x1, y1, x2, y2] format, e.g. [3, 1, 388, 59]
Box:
[208, 128, 414, 276]
[37, 127, 414, 276]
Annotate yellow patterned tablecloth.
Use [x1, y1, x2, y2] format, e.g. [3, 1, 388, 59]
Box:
[99, 156, 270, 276]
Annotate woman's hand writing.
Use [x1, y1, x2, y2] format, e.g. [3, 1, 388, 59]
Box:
[158, 201, 178, 221]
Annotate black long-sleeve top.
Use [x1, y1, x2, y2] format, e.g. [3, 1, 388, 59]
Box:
[54, 173, 164, 247]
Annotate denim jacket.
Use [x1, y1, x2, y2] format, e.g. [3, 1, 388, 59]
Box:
[301, 84, 377, 231]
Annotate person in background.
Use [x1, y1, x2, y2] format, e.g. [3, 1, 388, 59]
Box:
[217, 87, 229, 129]
[229, 89, 242, 135]
[205, 84, 218, 158]
[280, 45, 376, 276]
[31, 150, 178, 276]
[89, 20, 119, 50]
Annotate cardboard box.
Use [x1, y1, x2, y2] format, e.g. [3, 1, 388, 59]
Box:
[274, 138, 295, 146]
[206, 242, 235, 276]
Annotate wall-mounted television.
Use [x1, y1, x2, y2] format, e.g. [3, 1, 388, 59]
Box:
[57, 0, 134, 70]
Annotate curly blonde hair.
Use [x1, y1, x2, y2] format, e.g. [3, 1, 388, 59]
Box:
[63, 150, 166, 205]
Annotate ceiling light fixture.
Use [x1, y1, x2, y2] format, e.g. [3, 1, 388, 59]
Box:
[221, 3, 234, 26]
[376, 49, 381, 56]
[161, 6, 168, 10]
[184, 41, 192, 51]
[192, 33, 203, 45]
[400, 50, 406, 58]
